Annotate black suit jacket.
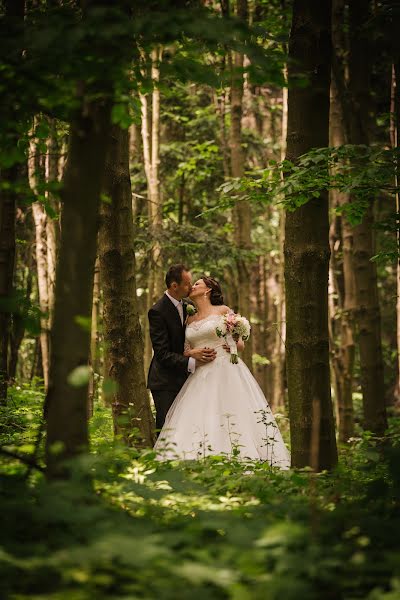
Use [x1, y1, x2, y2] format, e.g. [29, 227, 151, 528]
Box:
[147, 294, 189, 392]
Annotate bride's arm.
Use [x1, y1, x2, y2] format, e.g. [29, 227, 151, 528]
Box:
[236, 338, 245, 352]
[184, 336, 216, 363]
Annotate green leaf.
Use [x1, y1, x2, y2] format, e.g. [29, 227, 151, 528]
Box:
[111, 103, 133, 129]
[74, 315, 92, 332]
[34, 120, 50, 140]
[67, 365, 91, 387]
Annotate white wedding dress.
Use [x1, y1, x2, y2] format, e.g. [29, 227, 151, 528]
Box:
[154, 315, 290, 469]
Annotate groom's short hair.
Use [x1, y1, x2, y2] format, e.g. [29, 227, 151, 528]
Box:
[166, 264, 188, 288]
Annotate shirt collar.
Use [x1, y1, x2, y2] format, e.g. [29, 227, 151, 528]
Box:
[165, 290, 182, 308]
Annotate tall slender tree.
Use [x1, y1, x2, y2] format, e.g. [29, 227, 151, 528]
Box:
[0, 163, 17, 403]
[346, 0, 387, 433]
[329, 0, 356, 442]
[284, 0, 338, 470]
[391, 62, 400, 402]
[139, 47, 163, 370]
[28, 121, 51, 389]
[0, 0, 25, 403]
[88, 257, 100, 418]
[99, 125, 155, 447]
[45, 99, 112, 476]
[45, 119, 60, 331]
[230, 0, 253, 369]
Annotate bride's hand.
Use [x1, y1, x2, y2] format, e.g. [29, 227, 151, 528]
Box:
[223, 339, 244, 353]
[186, 346, 217, 364]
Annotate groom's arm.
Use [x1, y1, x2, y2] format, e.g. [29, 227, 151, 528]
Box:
[148, 308, 189, 372]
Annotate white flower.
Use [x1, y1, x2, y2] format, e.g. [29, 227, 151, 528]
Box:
[185, 303, 197, 316]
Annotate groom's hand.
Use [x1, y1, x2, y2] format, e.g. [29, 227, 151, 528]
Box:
[190, 347, 217, 365]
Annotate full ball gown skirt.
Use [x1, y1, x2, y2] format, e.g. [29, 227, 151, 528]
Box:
[154, 315, 290, 469]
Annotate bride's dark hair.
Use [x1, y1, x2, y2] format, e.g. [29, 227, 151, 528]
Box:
[201, 276, 224, 306]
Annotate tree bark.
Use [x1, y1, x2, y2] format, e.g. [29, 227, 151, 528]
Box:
[0, 0, 24, 403]
[139, 47, 164, 373]
[45, 119, 60, 332]
[329, 0, 356, 442]
[99, 125, 155, 447]
[328, 207, 355, 442]
[0, 165, 17, 403]
[45, 101, 112, 477]
[284, 0, 338, 470]
[88, 257, 100, 419]
[251, 257, 268, 395]
[230, 0, 253, 370]
[28, 127, 51, 390]
[345, 0, 387, 434]
[392, 62, 400, 403]
[272, 82, 289, 411]
[140, 47, 163, 294]
[9, 238, 32, 381]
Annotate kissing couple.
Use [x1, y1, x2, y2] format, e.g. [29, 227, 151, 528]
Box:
[147, 264, 290, 468]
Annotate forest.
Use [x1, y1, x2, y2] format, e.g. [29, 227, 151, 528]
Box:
[0, 0, 399, 598]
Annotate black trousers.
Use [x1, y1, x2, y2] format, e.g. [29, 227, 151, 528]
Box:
[151, 390, 178, 433]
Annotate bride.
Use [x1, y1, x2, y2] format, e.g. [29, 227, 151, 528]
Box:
[154, 276, 290, 469]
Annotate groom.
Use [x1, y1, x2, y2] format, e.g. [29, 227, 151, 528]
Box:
[147, 264, 216, 433]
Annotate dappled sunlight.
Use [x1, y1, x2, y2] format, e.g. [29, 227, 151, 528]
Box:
[1, 385, 400, 598]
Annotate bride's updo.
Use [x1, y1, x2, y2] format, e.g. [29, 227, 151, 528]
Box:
[202, 276, 224, 305]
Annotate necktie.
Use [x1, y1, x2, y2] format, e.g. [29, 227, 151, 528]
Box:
[177, 301, 184, 325]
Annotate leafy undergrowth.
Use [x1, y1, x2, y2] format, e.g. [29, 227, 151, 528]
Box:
[1, 386, 400, 600]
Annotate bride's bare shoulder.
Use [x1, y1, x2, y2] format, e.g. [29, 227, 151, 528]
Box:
[216, 305, 231, 315]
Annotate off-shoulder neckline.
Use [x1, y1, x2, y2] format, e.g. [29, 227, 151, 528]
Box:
[186, 313, 223, 328]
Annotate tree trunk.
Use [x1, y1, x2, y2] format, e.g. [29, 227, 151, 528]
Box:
[390, 62, 400, 403]
[284, 0, 338, 470]
[45, 101, 112, 477]
[272, 84, 289, 410]
[28, 122, 52, 390]
[140, 47, 164, 374]
[251, 257, 268, 395]
[271, 83, 288, 408]
[99, 125, 155, 447]
[266, 254, 286, 409]
[32, 233, 50, 391]
[215, 88, 231, 178]
[0, 165, 17, 403]
[345, 0, 387, 433]
[45, 120, 60, 331]
[88, 257, 100, 419]
[0, 0, 24, 403]
[328, 206, 355, 442]
[9, 193, 33, 381]
[31, 337, 43, 382]
[140, 47, 163, 298]
[230, 0, 253, 370]
[9, 258, 32, 381]
[329, 2, 356, 442]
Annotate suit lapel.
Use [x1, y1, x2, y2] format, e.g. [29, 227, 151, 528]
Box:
[163, 294, 184, 330]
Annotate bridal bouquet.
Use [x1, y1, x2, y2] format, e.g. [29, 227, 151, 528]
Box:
[216, 311, 251, 364]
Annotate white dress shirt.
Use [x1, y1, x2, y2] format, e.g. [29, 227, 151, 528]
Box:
[165, 291, 196, 373]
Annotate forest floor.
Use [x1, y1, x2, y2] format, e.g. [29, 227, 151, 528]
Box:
[1, 383, 400, 600]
